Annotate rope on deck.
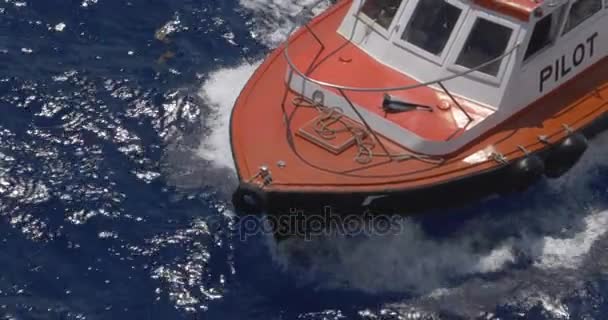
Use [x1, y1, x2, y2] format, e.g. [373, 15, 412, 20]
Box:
[292, 95, 445, 166]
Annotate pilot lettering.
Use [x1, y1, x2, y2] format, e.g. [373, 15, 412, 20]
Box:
[539, 32, 599, 92]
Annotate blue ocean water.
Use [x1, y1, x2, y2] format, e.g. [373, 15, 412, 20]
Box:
[1, 0, 607, 319]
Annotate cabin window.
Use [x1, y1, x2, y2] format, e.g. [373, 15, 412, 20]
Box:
[524, 6, 566, 61]
[562, 0, 602, 34]
[360, 0, 404, 29]
[456, 18, 513, 76]
[401, 0, 462, 55]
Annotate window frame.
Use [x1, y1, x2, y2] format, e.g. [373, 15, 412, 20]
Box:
[561, 0, 604, 36]
[446, 10, 519, 85]
[522, 4, 568, 64]
[355, 0, 408, 39]
[392, 0, 470, 65]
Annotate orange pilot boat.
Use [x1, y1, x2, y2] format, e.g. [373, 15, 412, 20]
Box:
[230, 0, 608, 215]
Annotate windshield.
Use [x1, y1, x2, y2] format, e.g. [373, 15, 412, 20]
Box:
[563, 0, 602, 35]
[456, 18, 513, 76]
[524, 7, 565, 61]
[360, 0, 403, 29]
[401, 0, 462, 55]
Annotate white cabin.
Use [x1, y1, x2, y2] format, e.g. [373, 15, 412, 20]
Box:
[285, 0, 608, 156]
[338, 0, 608, 112]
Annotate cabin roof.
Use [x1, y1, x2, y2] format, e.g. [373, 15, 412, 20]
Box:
[473, 0, 543, 21]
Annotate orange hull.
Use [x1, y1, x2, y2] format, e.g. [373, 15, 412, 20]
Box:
[230, 1, 608, 214]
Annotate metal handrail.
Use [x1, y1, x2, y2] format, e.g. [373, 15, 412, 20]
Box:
[283, 1, 522, 93]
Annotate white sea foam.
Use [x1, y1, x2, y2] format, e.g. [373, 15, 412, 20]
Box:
[535, 132, 608, 269]
[536, 209, 608, 269]
[240, 0, 331, 47]
[270, 219, 518, 293]
[197, 61, 261, 171]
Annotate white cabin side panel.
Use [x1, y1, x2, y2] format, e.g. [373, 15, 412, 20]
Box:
[501, 10, 608, 113]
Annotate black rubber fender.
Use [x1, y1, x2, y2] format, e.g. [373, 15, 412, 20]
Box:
[544, 133, 588, 179]
[232, 183, 267, 215]
[506, 154, 545, 192]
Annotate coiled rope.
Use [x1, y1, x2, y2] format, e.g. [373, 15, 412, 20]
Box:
[292, 96, 445, 165]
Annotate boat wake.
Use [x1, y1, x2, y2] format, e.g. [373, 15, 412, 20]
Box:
[240, 0, 333, 47]
[193, 0, 608, 318]
[270, 133, 608, 318]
